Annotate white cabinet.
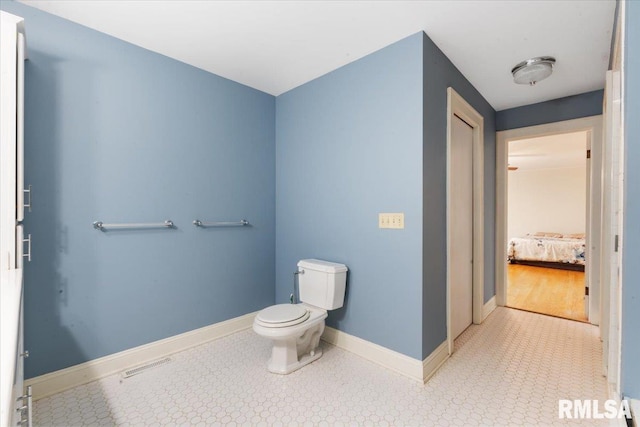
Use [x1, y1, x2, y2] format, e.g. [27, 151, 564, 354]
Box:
[0, 269, 30, 427]
[0, 10, 30, 427]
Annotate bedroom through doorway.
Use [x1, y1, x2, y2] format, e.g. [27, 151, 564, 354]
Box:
[505, 131, 588, 322]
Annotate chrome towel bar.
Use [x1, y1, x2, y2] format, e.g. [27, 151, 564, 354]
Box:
[93, 220, 174, 231]
[192, 219, 249, 227]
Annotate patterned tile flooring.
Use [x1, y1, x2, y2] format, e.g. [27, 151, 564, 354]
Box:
[34, 307, 609, 426]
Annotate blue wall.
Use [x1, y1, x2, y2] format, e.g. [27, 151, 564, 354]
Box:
[4, 1, 501, 372]
[1, 1, 276, 378]
[496, 90, 603, 131]
[621, 0, 640, 399]
[276, 32, 496, 361]
[276, 33, 425, 360]
[421, 34, 496, 357]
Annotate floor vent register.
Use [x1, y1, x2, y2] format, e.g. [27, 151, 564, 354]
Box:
[121, 357, 172, 379]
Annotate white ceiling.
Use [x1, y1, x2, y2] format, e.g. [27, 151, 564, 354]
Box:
[17, 0, 616, 111]
[508, 131, 587, 171]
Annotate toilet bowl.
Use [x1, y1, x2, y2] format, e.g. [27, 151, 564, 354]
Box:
[253, 303, 327, 374]
[253, 259, 347, 374]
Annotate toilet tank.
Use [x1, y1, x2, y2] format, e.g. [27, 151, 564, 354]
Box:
[297, 259, 348, 310]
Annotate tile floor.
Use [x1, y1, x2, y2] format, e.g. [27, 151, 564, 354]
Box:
[34, 307, 609, 426]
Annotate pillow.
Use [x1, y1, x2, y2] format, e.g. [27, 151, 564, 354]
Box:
[529, 231, 564, 238]
[564, 233, 586, 239]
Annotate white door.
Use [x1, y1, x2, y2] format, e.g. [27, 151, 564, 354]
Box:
[451, 115, 474, 339]
[603, 69, 623, 395]
[585, 140, 591, 319]
[16, 32, 26, 268]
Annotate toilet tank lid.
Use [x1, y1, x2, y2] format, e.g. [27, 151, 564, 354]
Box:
[297, 259, 348, 273]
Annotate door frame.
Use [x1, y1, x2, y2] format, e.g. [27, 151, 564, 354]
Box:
[446, 87, 484, 355]
[495, 115, 603, 325]
[601, 0, 625, 399]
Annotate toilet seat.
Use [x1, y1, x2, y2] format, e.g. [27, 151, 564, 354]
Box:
[255, 304, 310, 328]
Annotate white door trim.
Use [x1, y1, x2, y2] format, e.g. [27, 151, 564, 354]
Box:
[495, 115, 603, 325]
[446, 87, 484, 355]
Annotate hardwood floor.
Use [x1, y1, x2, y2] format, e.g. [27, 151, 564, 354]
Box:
[507, 263, 587, 322]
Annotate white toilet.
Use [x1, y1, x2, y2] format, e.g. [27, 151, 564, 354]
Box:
[253, 259, 348, 374]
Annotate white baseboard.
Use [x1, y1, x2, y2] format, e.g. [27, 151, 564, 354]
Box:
[321, 326, 448, 383]
[422, 341, 449, 383]
[26, 311, 258, 400]
[483, 296, 497, 320]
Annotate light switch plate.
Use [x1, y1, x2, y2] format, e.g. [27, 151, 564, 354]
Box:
[379, 213, 404, 229]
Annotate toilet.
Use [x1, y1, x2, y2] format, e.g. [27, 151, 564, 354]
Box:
[253, 259, 348, 374]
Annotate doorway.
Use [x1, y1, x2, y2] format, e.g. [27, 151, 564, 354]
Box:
[505, 131, 588, 322]
[495, 116, 603, 326]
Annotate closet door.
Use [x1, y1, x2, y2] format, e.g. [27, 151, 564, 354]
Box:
[16, 32, 26, 268]
[450, 115, 474, 339]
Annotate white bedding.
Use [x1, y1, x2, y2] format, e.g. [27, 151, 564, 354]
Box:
[508, 235, 586, 265]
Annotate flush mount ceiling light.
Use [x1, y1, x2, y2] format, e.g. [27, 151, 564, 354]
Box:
[511, 56, 556, 86]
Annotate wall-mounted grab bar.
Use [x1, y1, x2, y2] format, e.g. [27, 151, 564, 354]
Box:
[192, 219, 249, 227]
[93, 220, 174, 231]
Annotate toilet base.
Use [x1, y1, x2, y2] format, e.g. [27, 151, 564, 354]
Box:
[262, 320, 325, 374]
[268, 347, 323, 375]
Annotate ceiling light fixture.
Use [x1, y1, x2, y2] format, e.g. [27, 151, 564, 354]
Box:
[511, 56, 556, 86]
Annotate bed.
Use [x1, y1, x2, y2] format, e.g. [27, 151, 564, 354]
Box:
[508, 232, 586, 271]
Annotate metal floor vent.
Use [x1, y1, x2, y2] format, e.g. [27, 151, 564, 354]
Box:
[122, 357, 172, 379]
